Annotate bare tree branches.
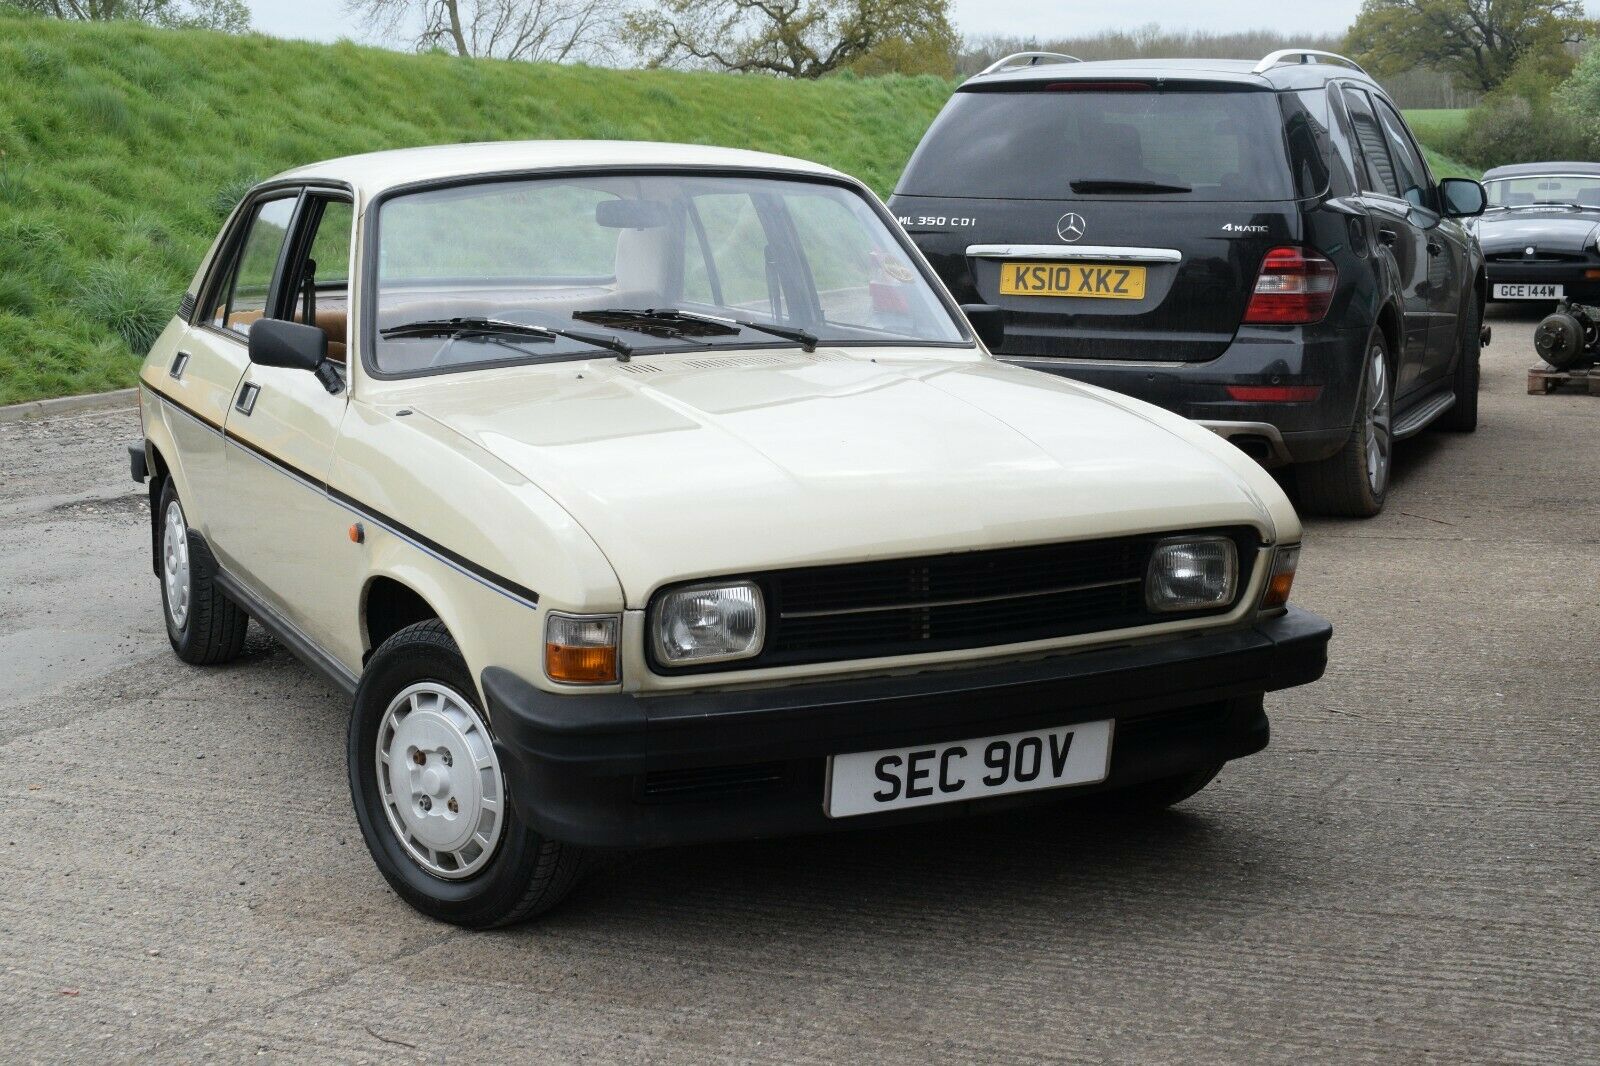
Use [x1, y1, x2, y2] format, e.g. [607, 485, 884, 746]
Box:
[345, 0, 621, 62]
[9, 0, 250, 30]
[623, 0, 954, 78]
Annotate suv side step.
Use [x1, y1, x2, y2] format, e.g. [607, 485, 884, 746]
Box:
[1393, 390, 1457, 440]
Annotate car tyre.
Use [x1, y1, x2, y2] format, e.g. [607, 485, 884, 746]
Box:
[1439, 298, 1481, 433]
[1296, 331, 1392, 517]
[158, 479, 249, 665]
[348, 619, 586, 928]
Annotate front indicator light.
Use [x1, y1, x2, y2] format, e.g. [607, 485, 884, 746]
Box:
[652, 582, 765, 666]
[1260, 545, 1300, 611]
[545, 612, 619, 684]
[1146, 537, 1238, 612]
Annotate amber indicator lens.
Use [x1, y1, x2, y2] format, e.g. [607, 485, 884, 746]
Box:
[545, 613, 620, 684]
[1261, 545, 1300, 609]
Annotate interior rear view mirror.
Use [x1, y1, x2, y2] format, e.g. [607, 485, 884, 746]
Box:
[596, 198, 671, 229]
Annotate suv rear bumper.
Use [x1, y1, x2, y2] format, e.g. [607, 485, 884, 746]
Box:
[1000, 325, 1368, 465]
[484, 607, 1332, 849]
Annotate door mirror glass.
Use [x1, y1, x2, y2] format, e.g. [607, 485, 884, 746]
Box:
[248, 317, 326, 372]
[1440, 178, 1487, 218]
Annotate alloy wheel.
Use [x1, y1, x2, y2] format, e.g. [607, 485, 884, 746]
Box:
[1364, 344, 1393, 496]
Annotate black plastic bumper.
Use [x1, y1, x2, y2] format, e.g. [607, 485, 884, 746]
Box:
[485, 607, 1332, 848]
[1000, 326, 1366, 465]
[1485, 262, 1600, 303]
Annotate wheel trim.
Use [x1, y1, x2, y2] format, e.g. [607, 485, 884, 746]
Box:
[375, 682, 506, 880]
[1364, 345, 1392, 495]
[162, 500, 191, 630]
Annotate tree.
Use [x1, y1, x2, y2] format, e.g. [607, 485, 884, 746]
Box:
[624, 0, 955, 78]
[10, 0, 250, 31]
[1347, 0, 1595, 93]
[345, 0, 619, 62]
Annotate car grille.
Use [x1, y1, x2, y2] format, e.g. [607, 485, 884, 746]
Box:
[653, 528, 1258, 672]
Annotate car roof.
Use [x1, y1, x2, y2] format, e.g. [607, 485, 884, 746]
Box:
[268, 140, 843, 198]
[962, 56, 1382, 94]
[1483, 162, 1600, 180]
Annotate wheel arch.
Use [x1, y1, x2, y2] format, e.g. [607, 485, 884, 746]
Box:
[361, 574, 445, 663]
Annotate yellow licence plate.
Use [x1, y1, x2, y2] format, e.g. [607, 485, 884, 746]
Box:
[999, 262, 1147, 300]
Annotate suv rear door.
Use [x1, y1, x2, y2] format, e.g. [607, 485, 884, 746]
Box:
[1337, 86, 1436, 395]
[890, 81, 1298, 363]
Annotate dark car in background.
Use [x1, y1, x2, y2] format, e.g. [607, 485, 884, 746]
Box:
[890, 49, 1488, 517]
[1478, 162, 1600, 305]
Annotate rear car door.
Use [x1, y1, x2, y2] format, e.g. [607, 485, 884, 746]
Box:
[1340, 86, 1433, 395]
[1374, 96, 1465, 383]
[888, 83, 1296, 364]
[221, 191, 362, 662]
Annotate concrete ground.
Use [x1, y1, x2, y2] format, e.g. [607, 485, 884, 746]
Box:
[1, 308, 1595, 1063]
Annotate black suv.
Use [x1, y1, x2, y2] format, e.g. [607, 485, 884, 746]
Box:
[890, 49, 1489, 517]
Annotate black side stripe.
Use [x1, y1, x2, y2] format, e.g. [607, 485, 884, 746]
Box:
[144, 383, 540, 608]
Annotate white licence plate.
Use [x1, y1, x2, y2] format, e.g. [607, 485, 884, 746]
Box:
[825, 720, 1113, 818]
[1495, 283, 1563, 300]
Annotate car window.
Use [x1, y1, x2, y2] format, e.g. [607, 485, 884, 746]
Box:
[1341, 89, 1401, 199]
[1281, 89, 1336, 199]
[1375, 100, 1435, 211]
[897, 89, 1295, 201]
[286, 198, 355, 361]
[211, 196, 297, 336]
[1485, 174, 1600, 207]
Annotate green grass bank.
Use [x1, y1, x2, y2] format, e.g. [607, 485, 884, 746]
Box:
[0, 16, 1478, 404]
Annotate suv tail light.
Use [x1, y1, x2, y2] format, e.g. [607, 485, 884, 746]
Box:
[1243, 247, 1338, 325]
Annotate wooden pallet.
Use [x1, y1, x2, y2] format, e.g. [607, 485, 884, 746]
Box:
[1528, 363, 1600, 395]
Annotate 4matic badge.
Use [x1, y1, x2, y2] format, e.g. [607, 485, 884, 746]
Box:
[1222, 222, 1269, 234]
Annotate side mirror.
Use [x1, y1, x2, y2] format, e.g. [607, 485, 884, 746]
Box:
[1440, 178, 1487, 219]
[249, 317, 326, 371]
[961, 303, 1005, 351]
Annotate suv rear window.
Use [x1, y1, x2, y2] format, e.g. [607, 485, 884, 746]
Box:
[898, 89, 1295, 202]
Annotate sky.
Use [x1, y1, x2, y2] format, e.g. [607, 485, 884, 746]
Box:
[247, 0, 1367, 46]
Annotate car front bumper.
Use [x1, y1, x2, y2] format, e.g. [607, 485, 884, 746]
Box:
[484, 607, 1332, 849]
[1486, 260, 1600, 303]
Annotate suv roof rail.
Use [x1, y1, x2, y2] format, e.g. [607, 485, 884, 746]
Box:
[977, 51, 1083, 77]
[1253, 48, 1367, 75]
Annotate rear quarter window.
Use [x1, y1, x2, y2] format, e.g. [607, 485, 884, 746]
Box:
[897, 89, 1295, 202]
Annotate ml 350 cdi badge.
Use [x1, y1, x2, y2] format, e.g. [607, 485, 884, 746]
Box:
[131, 141, 1332, 927]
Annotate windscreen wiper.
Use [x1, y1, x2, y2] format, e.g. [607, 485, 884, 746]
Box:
[1070, 179, 1192, 194]
[380, 317, 634, 361]
[575, 308, 818, 352]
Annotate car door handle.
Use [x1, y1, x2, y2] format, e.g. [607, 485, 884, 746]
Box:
[1377, 229, 1398, 248]
[235, 382, 260, 416]
[169, 351, 191, 379]
[1426, 241, 1444, 256]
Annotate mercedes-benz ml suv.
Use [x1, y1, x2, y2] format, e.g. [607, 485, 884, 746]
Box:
[890, 49, 1488, 517]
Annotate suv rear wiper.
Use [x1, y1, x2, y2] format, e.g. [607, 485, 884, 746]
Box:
[1070, 179, 1192, 194]
[380, 317, 634, 361]
[574, 308, 818, 353]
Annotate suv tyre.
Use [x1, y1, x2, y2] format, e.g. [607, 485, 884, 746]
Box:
[1297, 332, 1393, 517]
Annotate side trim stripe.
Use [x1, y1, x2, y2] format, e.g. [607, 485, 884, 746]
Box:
[143, 383, 540, 609]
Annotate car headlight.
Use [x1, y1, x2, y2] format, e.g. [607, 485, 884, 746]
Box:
[652, 581, 765, 666]
[1259, 544, 1300, 611]
[544, 612, 620, 684]
[1145, 537, 1238, 612]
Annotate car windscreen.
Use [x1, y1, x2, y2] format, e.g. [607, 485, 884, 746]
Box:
[897, 88, 1296, 202]
[1485, 175, 1600, 208]
[370, 173, 968, 375]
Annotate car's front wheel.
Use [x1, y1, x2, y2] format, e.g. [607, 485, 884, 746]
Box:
[1296, 332, 1393, 517]
[348, 620, 585, 927]
[157, 479, 249, 664]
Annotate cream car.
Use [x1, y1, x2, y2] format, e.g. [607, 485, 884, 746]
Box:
[131, 141, 1332, 927]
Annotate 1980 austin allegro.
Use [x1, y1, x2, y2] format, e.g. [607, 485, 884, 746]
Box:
[131, 141, 1332, 926]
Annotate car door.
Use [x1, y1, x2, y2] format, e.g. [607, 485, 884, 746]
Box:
[169, 193, 299, 568]
[1341, 86, 1432, 396]
[1374, 96, 1465, 384]
[221, 191, 362, 661]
